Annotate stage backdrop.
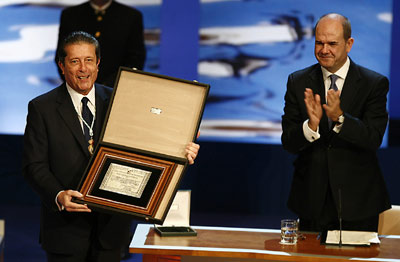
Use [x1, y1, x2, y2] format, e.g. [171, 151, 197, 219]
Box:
[0, 0, 393, 146]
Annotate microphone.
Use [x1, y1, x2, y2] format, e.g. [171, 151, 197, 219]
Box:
[338, 188, 343, 247]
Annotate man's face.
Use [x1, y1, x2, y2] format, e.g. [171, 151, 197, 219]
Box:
[58, 43, 99, 95]
[314, 17, 353, 73]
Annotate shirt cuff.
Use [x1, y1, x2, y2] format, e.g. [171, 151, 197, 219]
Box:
[55, 191, 65, 211]
[333, 122, 343, 133]
[333, 114, 345, 133]
[303, 120, 320, 142]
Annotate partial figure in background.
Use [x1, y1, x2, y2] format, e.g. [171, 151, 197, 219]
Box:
[281, 13, 391, 233]
[55, 0, 146, 87]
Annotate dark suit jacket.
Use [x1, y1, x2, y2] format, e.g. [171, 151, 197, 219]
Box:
[56, 1, 146, 87]
[281, 60, 391, 221]
[22, 84, 131, 254]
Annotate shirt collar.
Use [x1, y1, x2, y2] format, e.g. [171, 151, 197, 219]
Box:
[90, 0, 112, 12]
[321, 56, 350, 81]
[66, 83, 96, 111]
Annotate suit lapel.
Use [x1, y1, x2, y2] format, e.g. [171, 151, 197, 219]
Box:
[339, 60, 361, 113]
[94, 84, 111, 145]
[56, 84, 91, 157]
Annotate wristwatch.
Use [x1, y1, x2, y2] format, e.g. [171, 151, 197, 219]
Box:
[337, 114, 345, 124]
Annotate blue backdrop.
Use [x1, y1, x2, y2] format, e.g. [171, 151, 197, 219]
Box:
[0, 0, 395, 145]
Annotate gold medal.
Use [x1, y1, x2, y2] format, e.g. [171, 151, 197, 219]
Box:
[88, 138, 94, 154]
[77, 99, 95, 155]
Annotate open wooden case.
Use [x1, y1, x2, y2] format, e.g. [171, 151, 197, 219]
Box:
[74, 67, 209, 224]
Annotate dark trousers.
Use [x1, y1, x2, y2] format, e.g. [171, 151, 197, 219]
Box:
[299, 187, 379, 233]
[46, 245, 121, 262]
[46, 222, 122, 262]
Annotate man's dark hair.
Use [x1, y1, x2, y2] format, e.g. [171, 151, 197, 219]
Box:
[315, 13, 352, 40]
[57, 31, 100, 64]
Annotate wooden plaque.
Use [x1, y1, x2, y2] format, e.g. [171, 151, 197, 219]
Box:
[75, 68, 209, 224]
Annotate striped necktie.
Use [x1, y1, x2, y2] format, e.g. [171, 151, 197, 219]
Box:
[81, 97, 93, 149]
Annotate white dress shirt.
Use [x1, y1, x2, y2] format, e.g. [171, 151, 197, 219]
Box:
[66, 84, 96, 133]
[55, 84, 96, 211]
[303, 57, 350, 142]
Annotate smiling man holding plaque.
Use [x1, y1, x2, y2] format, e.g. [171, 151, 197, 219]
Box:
[22, 31, 200, 262]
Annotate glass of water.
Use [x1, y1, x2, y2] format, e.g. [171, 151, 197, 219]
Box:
[280, 219, 298, 245]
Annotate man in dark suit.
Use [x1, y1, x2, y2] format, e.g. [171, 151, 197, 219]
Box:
[55, 0, 146, 87]
[23, 31, 199, 262]
[281, 13, 391, 232]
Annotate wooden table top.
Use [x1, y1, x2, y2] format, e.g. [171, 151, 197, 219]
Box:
[130, 224, 400, 262]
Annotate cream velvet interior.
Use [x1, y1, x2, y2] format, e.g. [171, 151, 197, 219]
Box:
[103, 70, 207, 159]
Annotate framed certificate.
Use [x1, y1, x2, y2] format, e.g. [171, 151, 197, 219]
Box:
[75, 68, 209, 224]
[78, 146, 177, 217]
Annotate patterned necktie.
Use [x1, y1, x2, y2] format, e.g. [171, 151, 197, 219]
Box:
[328, 74, 339, 129]
[81, 97, 93, 149]
[329, 74, 339, 91]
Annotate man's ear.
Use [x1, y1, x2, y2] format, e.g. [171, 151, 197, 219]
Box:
[58, 61, 65, 75]
[346, 37, 354, 53]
